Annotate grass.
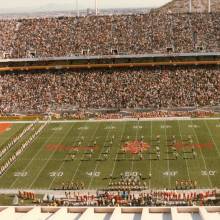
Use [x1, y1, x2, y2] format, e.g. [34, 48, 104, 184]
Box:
[0, 119, 220, 190]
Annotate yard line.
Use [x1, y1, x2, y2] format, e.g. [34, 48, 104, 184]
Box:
[190, 120, 213, 188]
[164, 120, 171, 189]
[148, 120, 152, 189]
[87, 122, 114, 189]
[0, 124, 25, 149]
[27, 123, 76, 189]
[177, 120, 191, 180]
[50, 122, 102, 189]
[9, 122, 52, 188]
[131, 120, 139, 172]
[108, 122, 127, 185]
[47, 122, 89, 189]
[0, 124, 35, 161]
[203, 120, 220, 158]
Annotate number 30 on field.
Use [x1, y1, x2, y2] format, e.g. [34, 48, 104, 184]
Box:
[49, 172, 63, 177]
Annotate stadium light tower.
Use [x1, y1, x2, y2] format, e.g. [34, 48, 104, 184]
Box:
[76, 0, 79, 17]
[189, 0, 192, 13]
[208, 0, 211, 13]
[95, 0, 98, 15]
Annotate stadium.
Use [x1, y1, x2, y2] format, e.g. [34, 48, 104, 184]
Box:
[0, 0, 220, 219]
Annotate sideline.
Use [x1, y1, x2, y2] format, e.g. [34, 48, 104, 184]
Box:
[0, 117, 220, 123]
[0, 188, 218, 196]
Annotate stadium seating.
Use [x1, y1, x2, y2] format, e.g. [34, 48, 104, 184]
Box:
[0, 12, 220, 59]
[0, 66, 219, 114]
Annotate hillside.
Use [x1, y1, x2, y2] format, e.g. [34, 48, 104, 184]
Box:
[159, 0, 220, 13]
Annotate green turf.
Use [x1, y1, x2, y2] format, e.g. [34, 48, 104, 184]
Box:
[0, 119, 220, 190]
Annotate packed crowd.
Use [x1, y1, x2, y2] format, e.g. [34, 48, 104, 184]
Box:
[0, 121, 48, 176]
[44, 189, 218, 207]
[0, 12, 220, 58]
[131, 110, 215, 119]
[0, 66, 219, 114]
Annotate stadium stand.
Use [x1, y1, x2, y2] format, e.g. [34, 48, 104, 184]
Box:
[0, 12, 220, 58]
[0, 0, 220, 214]
[0, 65, 219, 114]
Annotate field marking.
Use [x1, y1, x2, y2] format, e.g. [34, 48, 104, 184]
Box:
[163, 171, 178, 176]
[108, 122, 127, 185]
[201, 170, 216, 176]
[133, 125, 142, 129]
[148, 120, 152, 189]
[47, 122, 88, 189]
[0, 124, 32, 161]
[14, 171, 28, 177]
[161, 125, 172, 129]
[130, 121, 140, 173]
[66, 122, 102, 188]
[26, 124, 75, 189]
[190, 120, 213, 188]
[78, 126, 89, 130]
[87, 122, 114, 189]
[10, 122, 56, 188]
[164, 120, 171, 189]
[52, 127, 63, 131]
[177, 120, 191, 181]
[188, 124, 200, 128]
[203, 120, 220, 158]
[44, 123, 90, 189]
[3, 117, 220, 124]
[49, 172, 63, 177]
[9, 123, 52, 188]
[104, 126, 115, 130]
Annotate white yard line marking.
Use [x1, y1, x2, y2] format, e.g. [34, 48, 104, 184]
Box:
[9, 123, 51, 188]
[148, 120, 152, 189]
[130, 120, 140, 172]
[164, 120, 171, 189]
[0, 124, 33, 161]
[28, 123, 76, 189]
[177, 120, 191, 180]
[190, 120, 213, 188]
[0, 125, 24, 149]
[108, 122, 127, 185]
[67, 124, 100, 187]
[47, 122, 89, 189]
[87, 122, 114, 189]
[203, 120, 220, 158]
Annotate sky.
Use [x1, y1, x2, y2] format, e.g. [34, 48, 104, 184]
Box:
[0, 0, 172, 10]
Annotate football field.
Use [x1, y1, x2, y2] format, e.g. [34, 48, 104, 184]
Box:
[0, 119, 220, 190]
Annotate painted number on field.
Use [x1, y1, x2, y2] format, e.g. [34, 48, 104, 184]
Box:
[201, 170, 216, 176]
[52, 127, 63, 131]
[86, 172, 100, 177]
[14, 172, 28, 177]
[161, 125, 171, 129]
[105, 126, 115, 129]
[125, 172, 138, 177]
[163, 171, 178, 176]
[49, 172, 63, 177]
[133, 126, 142, 129]
[188, 125, 199, 128]
[78, 126, 89, 130]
